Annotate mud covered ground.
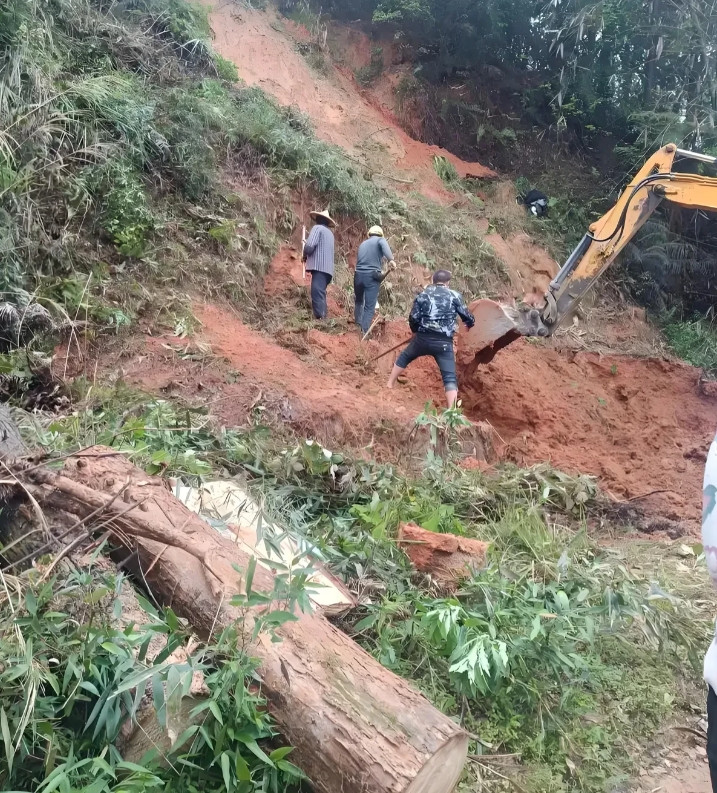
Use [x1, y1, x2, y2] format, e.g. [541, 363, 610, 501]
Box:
[83, 241, 715, 532]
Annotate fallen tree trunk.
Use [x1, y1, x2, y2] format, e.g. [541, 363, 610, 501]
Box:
[17, 449, 468, 793]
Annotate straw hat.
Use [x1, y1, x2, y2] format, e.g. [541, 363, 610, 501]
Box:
[309, 208, 336, 227]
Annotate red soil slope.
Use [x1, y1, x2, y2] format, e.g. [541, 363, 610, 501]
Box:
[457, 340, 715, 525]
[112, 244, 716, 530]
[93, 8, 716, 533]
[199, 1, 494, 203]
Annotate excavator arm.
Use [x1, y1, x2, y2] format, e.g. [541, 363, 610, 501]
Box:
[466, 144, 717, 362]
[540, 143, 717, 329]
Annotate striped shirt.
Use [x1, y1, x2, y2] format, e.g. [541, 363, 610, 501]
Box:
[304, 224, 335, 276]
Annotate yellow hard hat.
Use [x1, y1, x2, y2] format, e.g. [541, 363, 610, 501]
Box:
[368, 225, 384, 237]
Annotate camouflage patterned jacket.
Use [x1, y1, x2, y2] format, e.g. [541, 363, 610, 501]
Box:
[408, 284, 475, 339]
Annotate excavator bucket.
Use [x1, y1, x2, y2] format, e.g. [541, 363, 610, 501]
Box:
[460, 299, 548, 364]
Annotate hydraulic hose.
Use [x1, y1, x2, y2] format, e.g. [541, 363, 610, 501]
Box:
[586, 172, 674, 244]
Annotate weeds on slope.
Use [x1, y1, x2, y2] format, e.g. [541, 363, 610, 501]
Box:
[0, 564, 304, 793]
[663, 314, 717, 374]
[0, 0, 381, 324]
[17, 391, 713, 793]
[1, 0, 519, 366]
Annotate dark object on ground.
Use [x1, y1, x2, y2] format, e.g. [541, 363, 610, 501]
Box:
[519, 188, 549, 217]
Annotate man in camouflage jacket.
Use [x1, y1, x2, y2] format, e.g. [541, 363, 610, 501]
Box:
[387, 269, 474, 407]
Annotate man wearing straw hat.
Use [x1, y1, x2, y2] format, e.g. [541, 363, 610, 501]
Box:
[302, 208, 336, 320]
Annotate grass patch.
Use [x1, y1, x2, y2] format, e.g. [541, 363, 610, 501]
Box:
[398, 193, 507, 297]
[0, 564, 305, 793]
[355, 47, 384, 87]
[433, 155, 460, 187]
[301, 45, 331, 75]
[663, 316, 717, 373]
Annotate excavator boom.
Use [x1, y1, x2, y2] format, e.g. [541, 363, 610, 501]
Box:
[468, 144, 717, 362]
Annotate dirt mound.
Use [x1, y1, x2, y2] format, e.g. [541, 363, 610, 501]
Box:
[485, 231, 558, 302]
[455, 338, 715, 528]
[199, 1, 494, 203]
[112, 303, 442, 454]
[264, 244, 305, 296]
[111, 276, 714, 531]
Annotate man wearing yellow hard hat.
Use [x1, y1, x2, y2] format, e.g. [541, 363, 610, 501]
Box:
[352, 225, 396, 335]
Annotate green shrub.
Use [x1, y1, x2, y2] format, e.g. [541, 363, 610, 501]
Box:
[214, 53, 239, 82]
[100, 162, 155, 257]
[663, 316, 717, 373]
[355, 47, 384, 86]
[0, 565, 304, 793]
[208, 219, 237, 248]
[303, 46, 331, 75]
[432, 155, 459, 186]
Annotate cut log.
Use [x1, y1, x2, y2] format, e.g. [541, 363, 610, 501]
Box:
[398, 523, 489, 590]
[119, 640, 211, 764]
[19, 449, 468, 793]
[0, 405, 29, 547]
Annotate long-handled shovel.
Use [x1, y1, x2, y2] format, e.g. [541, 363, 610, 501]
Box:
[371, 335, 413, 362]
[360, 315, 383, 342]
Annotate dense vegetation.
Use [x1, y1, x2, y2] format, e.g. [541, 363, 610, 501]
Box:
[0, 565, 306, 793]
[323, 0, 717, 157]
[317, 0, 717, 326]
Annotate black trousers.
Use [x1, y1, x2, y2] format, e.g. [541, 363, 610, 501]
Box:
[395, 332, 458, 391]
[709, 685, 717, 792]
[309, 270, 332, 319]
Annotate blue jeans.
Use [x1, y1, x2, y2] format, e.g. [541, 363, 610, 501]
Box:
[354, 270, 381, 334]
[309, 270, 332, 319]
[395, 331, 458, 391]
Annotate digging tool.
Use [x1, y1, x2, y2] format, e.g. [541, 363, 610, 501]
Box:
[360, 315, 383, 342]
[301, 225, 307, 281]
[372, 335, 413, 362]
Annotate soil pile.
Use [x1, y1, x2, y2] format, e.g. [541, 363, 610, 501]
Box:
[114, 302, 439, 455]
[115, 279, 715, 531]
[456, 338, 715, 527]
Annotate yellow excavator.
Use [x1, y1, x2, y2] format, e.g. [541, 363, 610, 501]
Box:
[465, 143, 717, 362]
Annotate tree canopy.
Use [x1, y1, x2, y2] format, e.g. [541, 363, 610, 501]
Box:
[327, 0, 717, 154]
